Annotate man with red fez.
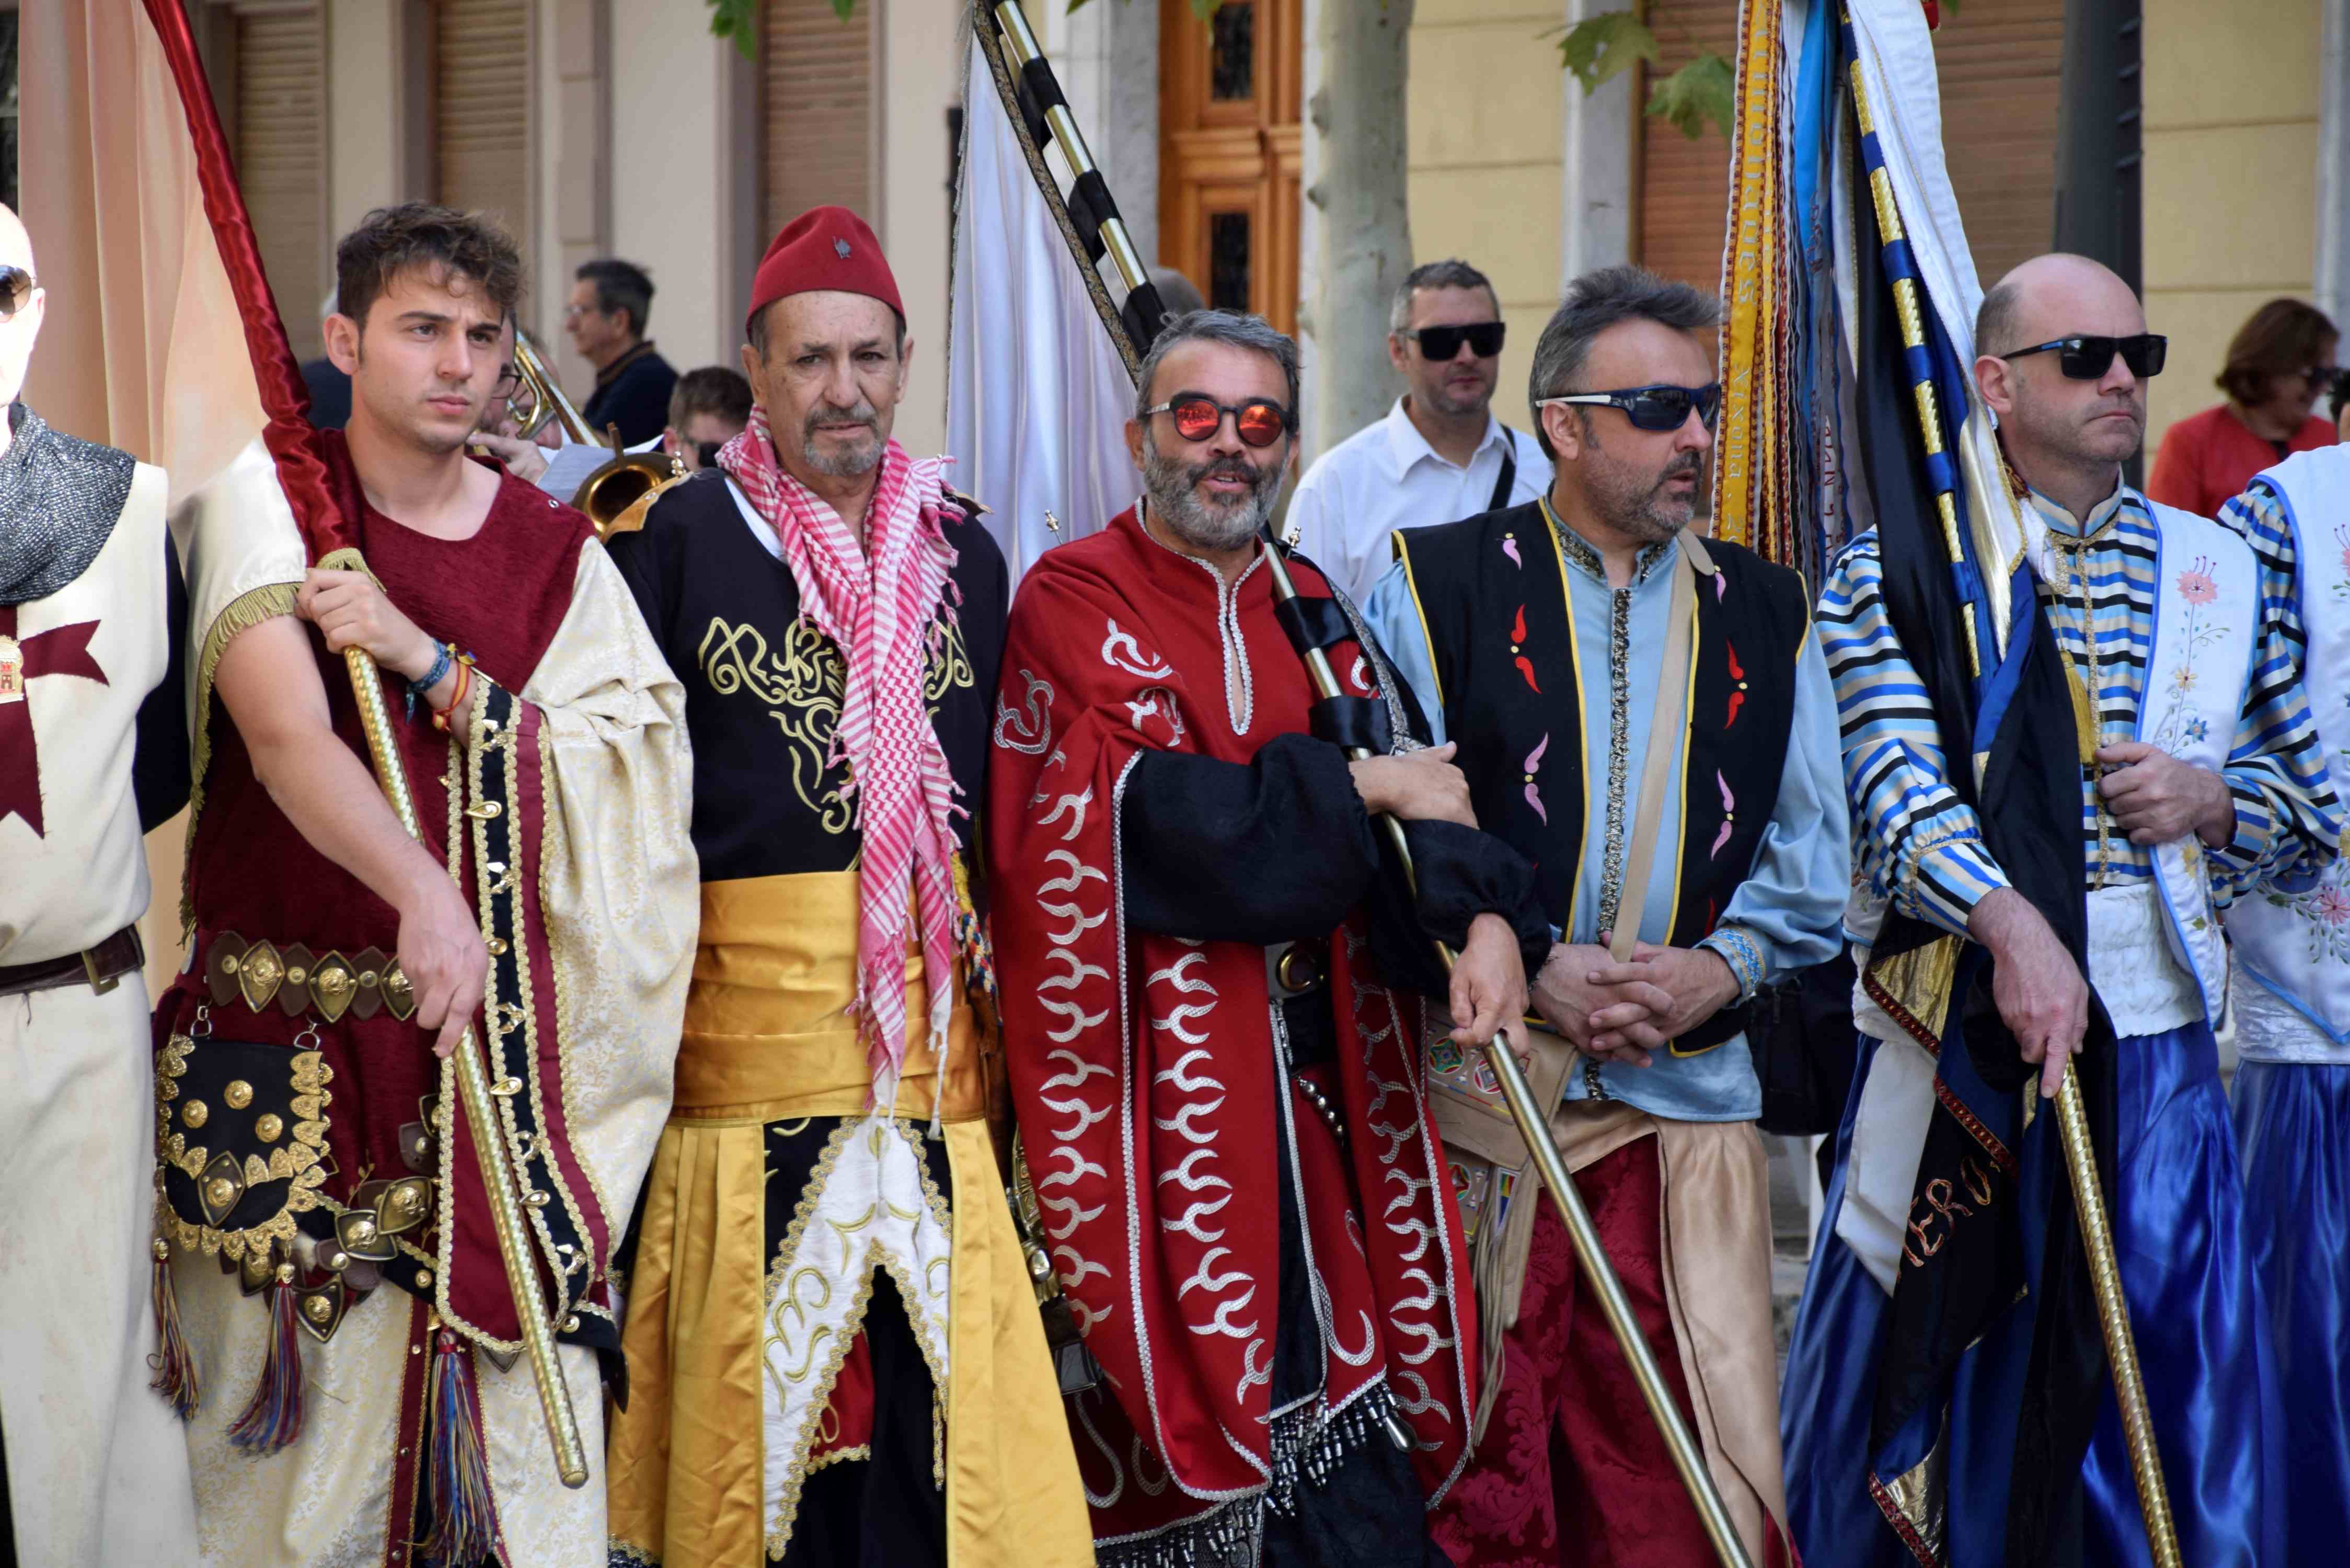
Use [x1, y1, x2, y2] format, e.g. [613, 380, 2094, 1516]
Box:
[987, 308, 1551, 1565]
[603, 206, 1092, 1566]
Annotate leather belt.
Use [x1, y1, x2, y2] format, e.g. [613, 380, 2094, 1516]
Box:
[0, 925, 144, 999]
[201, 931, 418, 1023]
[1265, 937, 1329, 1001]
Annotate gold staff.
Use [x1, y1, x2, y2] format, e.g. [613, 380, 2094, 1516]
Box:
[1255, 546, 1755, 1568]
[322, 547, 589, 1490]
[1844, 45, 2180, 1567]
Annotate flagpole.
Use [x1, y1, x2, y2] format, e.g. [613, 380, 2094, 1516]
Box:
[1843, 50, 2180, 1568]
[327, 572, 589, 1491]
[1257, 541, 1755, 1568]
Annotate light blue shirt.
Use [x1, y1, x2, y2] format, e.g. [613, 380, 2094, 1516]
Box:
[1365, 527, 1850, 1122]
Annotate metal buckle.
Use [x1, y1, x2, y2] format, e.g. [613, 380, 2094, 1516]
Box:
[1265, 939, 1328, 1001]
[82, 944, 121, 995]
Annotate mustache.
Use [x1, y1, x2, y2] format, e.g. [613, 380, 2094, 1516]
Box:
[804, 400, 879, 435]
[1185, 456, 1264, 490]
[1654, 454, 1702, 485]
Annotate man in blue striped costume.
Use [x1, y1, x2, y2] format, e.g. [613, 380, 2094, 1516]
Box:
[2212, 447, 2350, 1566]
[1783, 252, 2338, 1567]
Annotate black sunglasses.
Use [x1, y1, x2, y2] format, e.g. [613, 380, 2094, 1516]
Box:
[1406, 321, 1506, 361]
[2002, 333, 2168, 381]
[0, 267, 36, 318]
[1538, 382, 1722, 433]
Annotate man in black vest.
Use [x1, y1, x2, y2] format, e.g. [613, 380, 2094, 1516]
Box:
[1362, 264, 1848, 1567]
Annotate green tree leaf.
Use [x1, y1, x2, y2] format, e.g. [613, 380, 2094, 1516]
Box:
[1644, 53, 1735, 141]
[1556, 10, 1658, 95]
[704, 0, 758, 60]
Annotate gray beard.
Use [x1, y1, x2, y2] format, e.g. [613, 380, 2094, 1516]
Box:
[799, 401, 885, 478]
[1141, 439, 1278, 552]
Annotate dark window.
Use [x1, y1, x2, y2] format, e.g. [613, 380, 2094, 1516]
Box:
[1209, 211, 1252, 311]
[1210, 2, 1255, 102]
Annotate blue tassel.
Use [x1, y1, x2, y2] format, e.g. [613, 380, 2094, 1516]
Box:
[419, 1329, 498, 1567]
[226, 1268, 305, 1455]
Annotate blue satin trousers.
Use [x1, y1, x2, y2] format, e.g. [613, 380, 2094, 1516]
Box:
[2232, 1058, 2350, 1565]
[1782, 1024, 2283, 1566]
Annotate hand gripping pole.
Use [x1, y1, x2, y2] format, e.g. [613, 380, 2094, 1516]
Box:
[332, 594, 588, 1489]
[1257, 538, 1754, 1568]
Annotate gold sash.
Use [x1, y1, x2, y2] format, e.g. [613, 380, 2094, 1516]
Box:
[675, 871, 987, 1123]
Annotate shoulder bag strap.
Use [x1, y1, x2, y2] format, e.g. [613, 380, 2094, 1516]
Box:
[1485, 431, 1519, 512]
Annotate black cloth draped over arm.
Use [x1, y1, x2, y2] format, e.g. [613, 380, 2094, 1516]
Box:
[1118, 733, 1549, 997]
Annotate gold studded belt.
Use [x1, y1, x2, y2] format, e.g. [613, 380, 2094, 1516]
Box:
[202, 930, 419, 1024]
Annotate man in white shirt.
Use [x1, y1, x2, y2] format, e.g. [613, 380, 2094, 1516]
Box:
[1287, 258, 1551, 599]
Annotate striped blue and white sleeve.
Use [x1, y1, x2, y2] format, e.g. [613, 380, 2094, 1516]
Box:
[1816, 535, 2011, 938]
[2211, 488, 2341, 898]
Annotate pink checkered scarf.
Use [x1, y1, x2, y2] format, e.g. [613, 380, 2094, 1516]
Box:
[719, 408, 964, 1100]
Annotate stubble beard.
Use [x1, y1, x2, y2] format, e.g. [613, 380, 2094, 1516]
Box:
[1582, 422, 1701, 545]
[797, 398, 886, 479]
[1421, 373, 1493, 420]
[1142, 434, 1281, 552]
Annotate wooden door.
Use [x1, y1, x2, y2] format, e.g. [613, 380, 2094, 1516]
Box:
[1159, 0, 1302, 334]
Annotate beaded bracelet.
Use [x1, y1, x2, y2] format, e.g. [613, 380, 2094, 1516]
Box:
[404, 642, 455, 720]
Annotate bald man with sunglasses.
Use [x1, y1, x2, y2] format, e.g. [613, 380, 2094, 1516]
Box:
[1784, 252, 2337, 1566]
[1365, 264, 1847, 1566]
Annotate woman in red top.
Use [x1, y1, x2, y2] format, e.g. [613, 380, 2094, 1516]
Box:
[2148, 297, 2339, 515]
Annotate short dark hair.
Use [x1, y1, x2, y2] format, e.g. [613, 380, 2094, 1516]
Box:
[1527, 265, 1720, 460]
[336, 203, 522, 332]
[576, 258, 655, 337]
[1391, 259, 1499, 332]
[1133, 309, 1301, 432]
[2218, 297, 2337, 405]
[1975, 275, 2026, 361]
[669, 365, 754, 431]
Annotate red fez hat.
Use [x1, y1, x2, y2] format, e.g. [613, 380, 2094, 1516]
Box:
[746, 206, 904, 337]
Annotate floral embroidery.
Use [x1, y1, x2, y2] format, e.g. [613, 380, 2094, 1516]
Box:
[1509, 602, 1540, 693]
[1502, 533, 1523, 570]
[1523, 733, 1550, 825]
[1515, 655, 1541, 694]
[2266, 875, 2350, 966]
[1711, 770, 1736, 858]
[1725, 640, 1747, 728]
[2146, 556, 2230, 756]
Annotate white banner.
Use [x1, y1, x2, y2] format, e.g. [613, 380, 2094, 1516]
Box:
[944, 40, 1141, 584]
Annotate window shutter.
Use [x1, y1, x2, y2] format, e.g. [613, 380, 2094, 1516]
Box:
[762, 0, 872, 238]
[1634, 0, 2061, 294]
[1929, 0, 2064, 285]
[434, 0, 531, 238]
[1635, 0, 1739, 294]
[233, 4, 327, 360]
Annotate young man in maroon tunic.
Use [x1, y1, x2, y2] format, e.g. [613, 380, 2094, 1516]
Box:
[988, 309, 1552, 1566]
[155, 203, 694, 1566]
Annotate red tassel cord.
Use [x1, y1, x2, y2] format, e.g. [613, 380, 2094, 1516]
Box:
[147, 1238, 200, 1421]
[418, 1329, 498, 1567]
[226, 1266, 306, 1455]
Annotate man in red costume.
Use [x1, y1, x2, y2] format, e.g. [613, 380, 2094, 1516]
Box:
[155, 202, 695, 1566]
[988, 308, 1552, 1566]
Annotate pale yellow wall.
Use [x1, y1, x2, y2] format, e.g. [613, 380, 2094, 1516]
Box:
[2142, 0, 2322, 455]
[1406, 0, 1566, 435]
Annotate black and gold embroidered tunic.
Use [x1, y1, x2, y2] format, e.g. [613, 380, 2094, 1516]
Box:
[603, 469, 1090, 1567]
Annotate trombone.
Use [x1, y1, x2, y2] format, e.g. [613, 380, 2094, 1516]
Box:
[500, 332, 685, 537]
